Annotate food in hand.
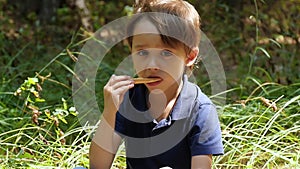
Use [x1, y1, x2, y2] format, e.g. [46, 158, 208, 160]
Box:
[133, 77, 161, 84]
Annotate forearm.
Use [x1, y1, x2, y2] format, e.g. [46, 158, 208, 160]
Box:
[93, 110, 121, 152]
[90, 140, 116, 169]
[191, 155, 212, 169]
[89, 75, 133, 168]
[89, 110, 121, 169]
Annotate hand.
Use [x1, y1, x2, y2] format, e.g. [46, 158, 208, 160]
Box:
[103, 74, 134, 114]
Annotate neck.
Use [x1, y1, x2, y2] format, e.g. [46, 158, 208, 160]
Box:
[148, 78, 183, 122]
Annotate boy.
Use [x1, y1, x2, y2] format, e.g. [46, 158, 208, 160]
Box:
[90, 0, 224, 168]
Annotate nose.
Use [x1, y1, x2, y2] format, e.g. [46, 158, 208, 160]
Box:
[145, 55, 160, 71]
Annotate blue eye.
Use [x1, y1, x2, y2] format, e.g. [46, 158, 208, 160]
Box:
[161, 50, 173, 57]
[137, 50, 149, 56]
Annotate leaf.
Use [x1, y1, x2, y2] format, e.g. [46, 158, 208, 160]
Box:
[69, 106, 76, 112]
[31, 91, 39, 98]
[62, 98, 67, 110]
[69, 106, 78, 116]
[57, 114, 68, 124]
[269, 38, 281, 48]
[27, 97, 34, 103]
[35, 98, 45, 102]
[255, 46, 271, 58]
[20, 152, 35, 158]
[54, 108, 69, 116]
[45, 109, 51, 119]
[27, 77, 39, 85]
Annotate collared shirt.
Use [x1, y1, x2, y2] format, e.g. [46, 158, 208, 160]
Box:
[115, 75, 224, 169]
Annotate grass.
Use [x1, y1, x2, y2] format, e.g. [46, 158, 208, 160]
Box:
[1, 54, 298, 168]
[215, 92, 300, 168]
[1, 0, 300, 168]
[0, 126, 91, 168]
[1, 48, 299, 169]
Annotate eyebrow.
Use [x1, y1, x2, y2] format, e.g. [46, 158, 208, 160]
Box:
[133, 44, 174, 50]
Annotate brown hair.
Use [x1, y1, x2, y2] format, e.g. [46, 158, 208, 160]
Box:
[126, 0, 201, 54]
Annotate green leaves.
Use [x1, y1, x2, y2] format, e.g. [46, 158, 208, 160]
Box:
[255, 46, 271, 59]
[215, 91, 300, 168]
[27, 77, 38, 85]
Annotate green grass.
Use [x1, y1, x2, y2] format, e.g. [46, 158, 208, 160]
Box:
[0, 124, 91, 168]
[0, 41, 299, 169]
[215, 92, 300, 168]
[1, 0, 300, 168]
[1, 86, 299, 168]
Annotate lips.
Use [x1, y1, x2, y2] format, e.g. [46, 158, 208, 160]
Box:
[147, 75, 162, 80]
[145, 76, 163, 86]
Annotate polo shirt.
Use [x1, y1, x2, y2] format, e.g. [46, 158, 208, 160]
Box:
[115, 75, 224, 169]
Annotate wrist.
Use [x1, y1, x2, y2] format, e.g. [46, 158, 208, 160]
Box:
[101, 108, 118, 126]
[102, 107, 117, 117]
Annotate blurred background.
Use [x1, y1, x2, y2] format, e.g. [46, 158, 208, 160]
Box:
[0, 0, 299, 168]
[1, 0, 299, 99]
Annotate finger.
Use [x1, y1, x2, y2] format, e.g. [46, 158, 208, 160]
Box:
[107, 75, 133, 89]
[110, 75, 132, 84]
[107, 74, 115, 86]
[106, 75, 130, 88]
[115, 84, 134, 106]
[111, 79, 134, 90]
[103, 80, 134, 98]
[112, 83, 134, 96]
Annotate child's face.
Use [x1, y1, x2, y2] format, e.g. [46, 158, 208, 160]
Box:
[131, 19, 188, 92]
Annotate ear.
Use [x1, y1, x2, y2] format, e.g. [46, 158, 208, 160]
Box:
[186, 47, 199, 66]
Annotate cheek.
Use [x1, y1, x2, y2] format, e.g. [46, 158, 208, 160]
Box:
[132, 57, 144, 74]
[164, 58, 185, 75]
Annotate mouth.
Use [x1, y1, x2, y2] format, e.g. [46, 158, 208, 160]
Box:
[133, 77, 161, 84]
[145, 76, 163, 86]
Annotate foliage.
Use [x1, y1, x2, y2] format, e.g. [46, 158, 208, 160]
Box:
[0, 75, 89, 168]
[0, 0, 299, 168]
[215, 84, 300, 168]
[192, 0, 300, 96]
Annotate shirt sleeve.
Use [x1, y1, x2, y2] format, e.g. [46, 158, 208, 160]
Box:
[189, 103, 224, 156]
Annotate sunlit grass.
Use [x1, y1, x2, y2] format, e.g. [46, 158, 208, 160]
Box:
[1, 0, 299, 167]
[214, 93, 300, 169]
[0, 124, 92, 168]
[1, 62, 299, 168]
